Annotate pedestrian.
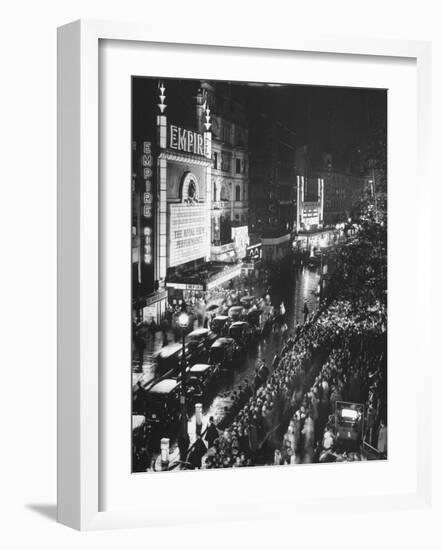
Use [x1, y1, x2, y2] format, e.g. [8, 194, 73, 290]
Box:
[303, 301, 309, 323]
[377, 420, 387, 455]
[204, 416, 219, 448]
[187, 436, 207, 469]
[253, 369, 261, 395]
[258, 361, 269, 385]
[177, 433, 190, 464]
[134, 323, 147, 369]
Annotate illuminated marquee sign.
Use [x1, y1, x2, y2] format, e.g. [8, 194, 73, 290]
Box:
[168, 203, 210, 267]
[302, 203, 320, 228]
[169, 125, 205, 156]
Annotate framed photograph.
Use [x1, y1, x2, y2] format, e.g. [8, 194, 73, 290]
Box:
[57, 20, 432, 530]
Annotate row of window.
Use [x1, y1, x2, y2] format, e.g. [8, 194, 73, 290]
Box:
[212, 181, 245, 202]
[213, 151, 247, 175]
[213, 120, 247, 148]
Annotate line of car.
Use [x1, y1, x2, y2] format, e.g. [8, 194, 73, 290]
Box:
[133, 301, 271, 429]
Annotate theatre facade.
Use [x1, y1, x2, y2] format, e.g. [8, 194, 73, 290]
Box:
[132, 80, 248, 321]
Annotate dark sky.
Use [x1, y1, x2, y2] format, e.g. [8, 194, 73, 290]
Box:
[132, 77, 387, 173]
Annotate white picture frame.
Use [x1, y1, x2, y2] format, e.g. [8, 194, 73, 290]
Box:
[57, 19, 432, 531]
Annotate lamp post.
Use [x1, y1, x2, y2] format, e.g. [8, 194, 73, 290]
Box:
[177, 311, 190, 438]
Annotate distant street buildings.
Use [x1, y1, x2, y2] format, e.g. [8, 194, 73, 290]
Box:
[132, 79, 371, 322]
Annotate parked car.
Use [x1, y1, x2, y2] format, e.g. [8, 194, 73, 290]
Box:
[228, 305, 245, 321]
[240, 295, 255, 310]
[246, 309, 264, 338]
[153, 343, 183, 376]
[208, 337, 237, 370]
[228, 321, 253, 348]
[186, 328, 217, 362]
[185, 363, 219, 405]
[142, 378, 182, 426]
[210, 315, 230, 336]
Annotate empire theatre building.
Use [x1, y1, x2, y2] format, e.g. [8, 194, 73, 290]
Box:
[132, 78, 245, 322]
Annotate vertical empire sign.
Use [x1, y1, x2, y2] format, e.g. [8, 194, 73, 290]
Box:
[140, 139, 155, 296]
[142, 141, 153, 264]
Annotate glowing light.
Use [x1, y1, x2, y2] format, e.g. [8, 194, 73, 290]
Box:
[341, 409, 358, 420]
[177, 312, 190, 328]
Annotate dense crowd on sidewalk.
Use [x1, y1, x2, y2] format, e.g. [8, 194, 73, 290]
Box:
[185, 296, 386, 469]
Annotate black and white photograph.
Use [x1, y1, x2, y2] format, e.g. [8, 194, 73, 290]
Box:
[131, 77, 387, 473]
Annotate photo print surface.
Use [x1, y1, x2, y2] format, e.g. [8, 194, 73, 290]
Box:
[131, 77, 387, 473]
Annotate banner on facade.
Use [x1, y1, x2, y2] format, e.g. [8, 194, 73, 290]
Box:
[231, 225, 249, 260]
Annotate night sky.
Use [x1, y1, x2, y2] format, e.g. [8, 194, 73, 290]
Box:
[132, 77, 387, 174]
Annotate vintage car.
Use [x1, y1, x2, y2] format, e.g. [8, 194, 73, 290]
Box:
[208, 337, 237, 370]
[334, 401, 365, 451]
[307, 254, 321, 269]
[228, 321, 253, 347]
[153, 342, 183, 376]
[185, 363, 219, 404]
[185, 328, 217, 359]
[240, 295, 255, 310]
[228, 305, 245, 321]
[210, 314, 230, 336]
[143, 378, 182, 427]
[246, 308, 264, 336]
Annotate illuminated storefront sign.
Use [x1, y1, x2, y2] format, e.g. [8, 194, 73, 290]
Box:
[169, 125, 205, 156]
[302, 203, 319, 228]
[168, 203, 209, 267]
[246, 243, 262, 260]
[165, 282, 204, 291]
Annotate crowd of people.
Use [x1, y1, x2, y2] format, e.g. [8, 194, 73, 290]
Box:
[183, 292, 387, 469]
[281, 330, 386, 465]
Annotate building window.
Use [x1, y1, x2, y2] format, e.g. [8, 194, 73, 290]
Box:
[235, 185, 241, 201]
[220, 183, 230, 202]
[213, 181, 217, 201]
[222, 123, 232, 144]
[213, 152, 218, 170]
[221, 151, 232, 172]
[236, 158, 241, 174]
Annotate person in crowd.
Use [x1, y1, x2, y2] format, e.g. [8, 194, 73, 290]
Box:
[187, 436, 207, 469]
[258, 360, 269, 385]
[322, 424, 335, 450]
[303, 301, 310, 323]
[177, 433, 190, 464]
[204, 416, 219, 449]
[302, 412, 315, 450]
[377, 420, 387, 455]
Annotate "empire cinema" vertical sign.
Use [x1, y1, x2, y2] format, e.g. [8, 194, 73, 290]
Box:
[142, 141, 153, 264]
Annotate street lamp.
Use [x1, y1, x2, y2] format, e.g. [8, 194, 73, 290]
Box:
[177, 311, 190, 438]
